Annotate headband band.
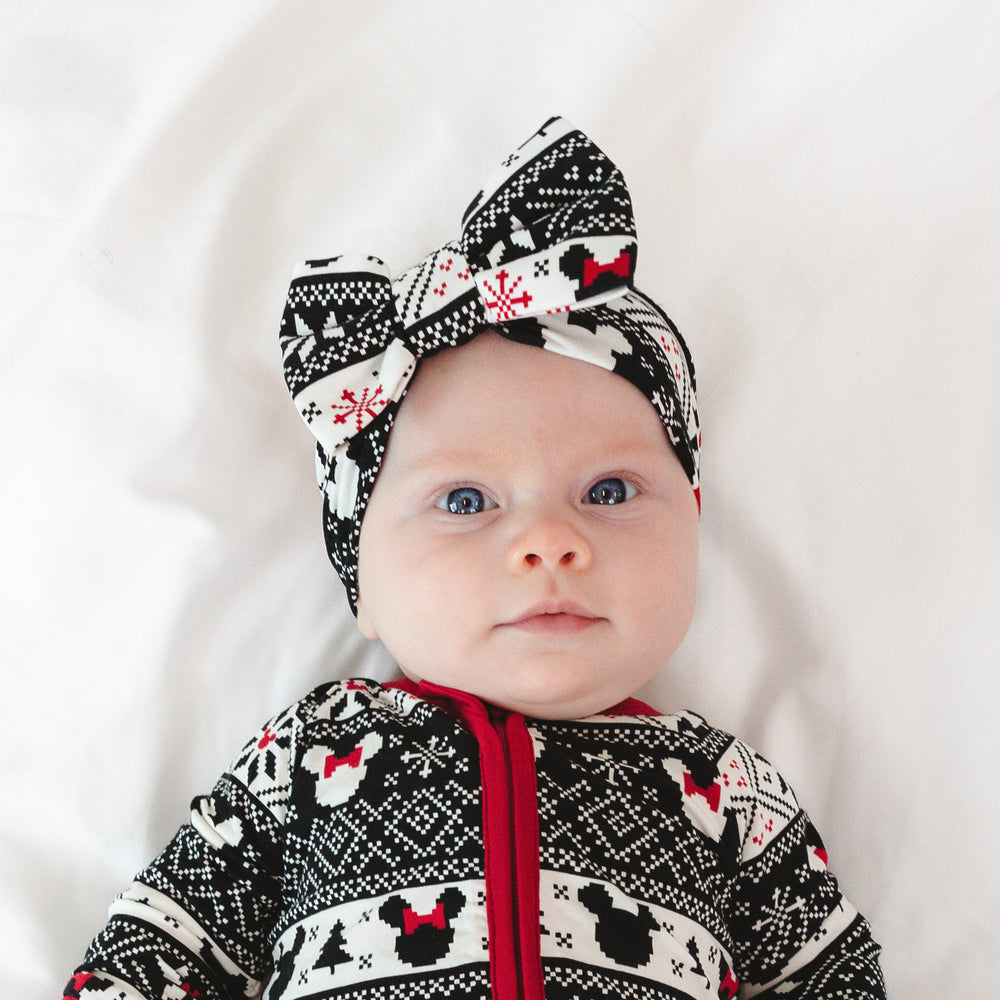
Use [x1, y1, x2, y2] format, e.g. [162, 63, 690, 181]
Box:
[279, 116, 700, 609]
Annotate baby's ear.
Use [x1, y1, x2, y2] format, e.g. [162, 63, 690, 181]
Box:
[355, 598, 379, 640]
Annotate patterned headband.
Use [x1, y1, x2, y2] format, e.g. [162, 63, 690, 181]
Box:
[279, 116, 700, 609]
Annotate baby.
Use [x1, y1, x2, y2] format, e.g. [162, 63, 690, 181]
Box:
[64, 118, 885, 1000]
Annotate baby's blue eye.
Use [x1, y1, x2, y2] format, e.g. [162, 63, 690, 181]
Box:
[585, 477, 636, 505]
[437, 487, 494, 515]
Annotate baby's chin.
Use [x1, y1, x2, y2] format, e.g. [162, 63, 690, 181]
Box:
[394, 664, 637, 720]
[482, 681, 628, 720]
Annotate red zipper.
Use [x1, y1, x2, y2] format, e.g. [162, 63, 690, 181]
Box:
[413, 682, 545, 1000]
[500, 709, 543, 999]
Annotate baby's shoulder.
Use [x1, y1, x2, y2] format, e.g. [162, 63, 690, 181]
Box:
[643, 710, 806, 857]
[245, 677, 423, 741]
[638, 709, 801, 807]
[221, 678, 406, 805]
[563, 707, 804, 846]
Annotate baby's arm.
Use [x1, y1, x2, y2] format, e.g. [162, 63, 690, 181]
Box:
[722, 742, 885, 998]
[61, 696, 307, 1000]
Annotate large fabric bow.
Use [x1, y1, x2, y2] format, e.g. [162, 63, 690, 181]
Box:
[280, 116, 640, 459]
[278, 116, 699, 606]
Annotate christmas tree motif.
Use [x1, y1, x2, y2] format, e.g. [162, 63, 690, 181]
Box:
[313, 920, 352, 972]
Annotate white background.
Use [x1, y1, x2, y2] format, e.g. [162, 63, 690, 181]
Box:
[3, 2, 998, 996]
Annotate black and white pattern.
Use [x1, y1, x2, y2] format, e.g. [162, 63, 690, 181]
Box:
[69, 681, 884, 1000]
[277, 117, 701, 608]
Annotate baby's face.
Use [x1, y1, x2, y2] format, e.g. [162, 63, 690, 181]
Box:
[356, 331, 699, 719]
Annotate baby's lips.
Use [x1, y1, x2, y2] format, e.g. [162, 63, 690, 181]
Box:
[500, 599, 604, 634]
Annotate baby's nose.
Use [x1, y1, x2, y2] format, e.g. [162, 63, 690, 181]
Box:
[506, 512, 593, 574]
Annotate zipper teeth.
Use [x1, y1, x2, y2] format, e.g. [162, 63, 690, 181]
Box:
[500, 716, 525, 1000]
[507, 714, 543, 1000]
[479, 708, 519, 1000]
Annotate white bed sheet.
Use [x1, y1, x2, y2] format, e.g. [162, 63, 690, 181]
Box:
[3, 1, 998, 996]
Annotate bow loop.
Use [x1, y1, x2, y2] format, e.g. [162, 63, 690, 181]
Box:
[280, 255, 417, 457]
[459, 117, 639, 322]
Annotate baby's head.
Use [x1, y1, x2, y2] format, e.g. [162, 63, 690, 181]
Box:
[354, 331, 698, 718]
[280, 117, 700, 717]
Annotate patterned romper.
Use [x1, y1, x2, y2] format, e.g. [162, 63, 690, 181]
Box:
[65, 679, 885, 1000]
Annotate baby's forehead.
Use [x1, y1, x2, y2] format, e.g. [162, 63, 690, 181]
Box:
[404, 331, 658, 413]
[384, 332, 679, 467]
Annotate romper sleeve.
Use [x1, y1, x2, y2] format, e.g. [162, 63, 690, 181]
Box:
[720, 738, 886, 999]
[60, 691, 314, 1000]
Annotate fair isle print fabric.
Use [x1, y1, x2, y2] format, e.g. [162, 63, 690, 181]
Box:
[66, 681, 885, 1000]
[278, 117, 700, 608]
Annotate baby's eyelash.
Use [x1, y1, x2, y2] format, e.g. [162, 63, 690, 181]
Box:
[435, 486, 497, 515]
[584, 476, 639, 505]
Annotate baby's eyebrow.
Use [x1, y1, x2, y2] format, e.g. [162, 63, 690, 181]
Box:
[390, 449, 499, 486]
[397, 440, 669, 477]
[408, 448, 500, 471]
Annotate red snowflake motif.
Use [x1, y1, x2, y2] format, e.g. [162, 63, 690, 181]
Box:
[434, 259, 452, 295]
[481, 269, 532, 320]
[330, 386, 389, 431]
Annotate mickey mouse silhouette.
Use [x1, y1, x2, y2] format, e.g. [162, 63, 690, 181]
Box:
[379, 886, 466, 967]
[302, 730, 383, 809]
[578, 882, 659, 968]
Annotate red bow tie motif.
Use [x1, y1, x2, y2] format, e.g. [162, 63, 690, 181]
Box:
[683, 772, 721, 812]
[323, 745, 363, 779]
[582, 251, 632, 287]
[402, 902, 446, 935]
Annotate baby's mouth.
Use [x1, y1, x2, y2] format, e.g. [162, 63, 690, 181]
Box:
[501, 600, 603, 635]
